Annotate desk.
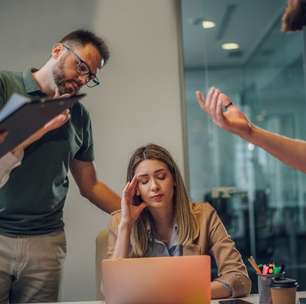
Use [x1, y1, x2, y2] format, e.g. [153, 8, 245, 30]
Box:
[213, 291, 306, 303]
[37, 291, 306, 303]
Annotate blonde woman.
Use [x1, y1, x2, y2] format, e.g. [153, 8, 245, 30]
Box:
[107, 144, 251, 299]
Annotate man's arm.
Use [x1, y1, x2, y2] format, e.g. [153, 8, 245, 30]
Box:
[70, 159, 120, 214]
[196, 88, 306, 173]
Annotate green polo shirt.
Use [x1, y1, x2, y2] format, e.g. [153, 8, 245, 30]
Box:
[0, 68, 94, 235]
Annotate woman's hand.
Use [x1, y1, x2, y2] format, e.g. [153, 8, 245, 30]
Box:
[120, 175, 146, 227]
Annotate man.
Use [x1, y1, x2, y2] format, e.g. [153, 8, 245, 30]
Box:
[195, 0, 306, 174]
[0, 30, 120, 303]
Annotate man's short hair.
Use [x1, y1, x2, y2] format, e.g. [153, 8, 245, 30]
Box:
[59, 29, 110, 64]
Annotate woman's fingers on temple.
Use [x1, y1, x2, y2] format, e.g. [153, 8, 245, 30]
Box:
[129, 176, 138, 193]
[122, 182, 130, 198]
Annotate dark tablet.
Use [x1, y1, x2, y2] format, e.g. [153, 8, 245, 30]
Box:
[0, 93, 86, 158]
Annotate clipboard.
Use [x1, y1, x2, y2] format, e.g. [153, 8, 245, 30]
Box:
[0, 93, 86, 158]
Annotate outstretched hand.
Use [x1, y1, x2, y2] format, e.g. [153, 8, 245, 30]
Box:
[195, 87, 252, 138]
[120, 176, 146, 226]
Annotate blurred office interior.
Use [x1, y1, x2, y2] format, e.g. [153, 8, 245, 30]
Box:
[181, 0, 306, 291]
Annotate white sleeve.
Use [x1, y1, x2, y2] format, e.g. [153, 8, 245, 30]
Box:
[0, 150, 24, 187]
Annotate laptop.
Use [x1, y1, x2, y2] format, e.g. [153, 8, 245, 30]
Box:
[102, 255, 211, 304]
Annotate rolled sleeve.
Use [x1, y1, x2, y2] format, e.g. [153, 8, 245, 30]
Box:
[208, 207, 251, 297]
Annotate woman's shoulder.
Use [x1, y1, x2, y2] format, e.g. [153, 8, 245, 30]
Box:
[191, 202, 216, 214]
[190, 202, 220, 226]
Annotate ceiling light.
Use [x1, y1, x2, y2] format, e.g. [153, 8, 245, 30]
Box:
[248, 143, 255, 152]
[202, 20, 216, 29]
[222, 42, 240, 50]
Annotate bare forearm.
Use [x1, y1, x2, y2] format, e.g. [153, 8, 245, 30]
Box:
[84, 181, 120, 213]
[243, 124, 306, 173]
[211, 281, 231, 299]
[112, 223, 131, 258]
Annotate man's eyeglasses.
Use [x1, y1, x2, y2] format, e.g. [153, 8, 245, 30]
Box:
[63, 44, 101, 88]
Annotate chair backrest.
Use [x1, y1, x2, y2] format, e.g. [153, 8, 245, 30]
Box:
[96, 229, 108, 300]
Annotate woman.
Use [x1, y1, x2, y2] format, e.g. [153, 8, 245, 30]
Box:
[107, 144, 251, 299]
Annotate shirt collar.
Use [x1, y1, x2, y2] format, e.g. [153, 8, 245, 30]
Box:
[146, 221, 179, 247]
[22, 68, 44, 95]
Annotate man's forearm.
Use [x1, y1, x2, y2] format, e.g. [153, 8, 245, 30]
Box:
[83, 181, 120, 214]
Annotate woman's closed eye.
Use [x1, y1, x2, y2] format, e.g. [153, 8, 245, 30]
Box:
[139, 178, 149, 185]
[156, 173, 166, 180]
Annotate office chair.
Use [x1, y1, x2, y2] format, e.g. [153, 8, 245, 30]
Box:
[96, 229, 109, 300]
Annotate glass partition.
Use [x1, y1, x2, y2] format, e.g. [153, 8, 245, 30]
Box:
[180, 0, 306, 291]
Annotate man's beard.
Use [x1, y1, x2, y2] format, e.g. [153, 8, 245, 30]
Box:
[52, 58, 81, 95]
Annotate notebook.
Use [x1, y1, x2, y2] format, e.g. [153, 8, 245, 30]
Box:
[102, 255, 211, 304]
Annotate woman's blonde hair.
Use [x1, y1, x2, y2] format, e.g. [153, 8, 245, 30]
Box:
[126, 144, 199, 257]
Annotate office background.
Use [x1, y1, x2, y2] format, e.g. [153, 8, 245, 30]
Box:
[1, 0, 306, 301]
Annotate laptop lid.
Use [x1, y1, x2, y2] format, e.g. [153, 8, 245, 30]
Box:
[102, 255, 211, 304]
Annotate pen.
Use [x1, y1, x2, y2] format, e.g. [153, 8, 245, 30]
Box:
[248, 256, 261, 274]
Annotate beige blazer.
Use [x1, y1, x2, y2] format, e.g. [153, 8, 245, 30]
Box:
[107, 203, 252, 297]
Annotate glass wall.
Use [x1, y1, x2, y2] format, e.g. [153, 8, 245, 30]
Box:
[180, 0, 306, 291]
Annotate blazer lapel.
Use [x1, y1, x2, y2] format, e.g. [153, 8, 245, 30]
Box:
[182, 244, 201, 255]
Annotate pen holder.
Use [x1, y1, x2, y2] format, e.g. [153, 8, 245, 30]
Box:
[257, 274, 272, 304]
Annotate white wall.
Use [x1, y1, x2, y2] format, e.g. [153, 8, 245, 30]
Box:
[0, 0, 184, 301]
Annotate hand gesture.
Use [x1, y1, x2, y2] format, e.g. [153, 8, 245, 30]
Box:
[120, 176, 146, 226]
[14, 110, 70, 152]
[196, 87, 252, 138]
[11, 89, 71, 153]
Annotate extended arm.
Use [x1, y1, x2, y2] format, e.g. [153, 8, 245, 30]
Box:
[196, 88, 306, 173]
[70, 159, 121, 214]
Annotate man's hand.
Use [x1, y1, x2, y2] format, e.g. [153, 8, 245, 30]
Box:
[13, 110, 70, 152]
[195, 87, 252, 139]
[0, 130, 8, 144]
